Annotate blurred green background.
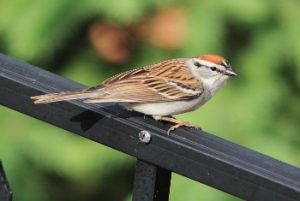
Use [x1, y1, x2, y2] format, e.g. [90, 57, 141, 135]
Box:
[0, 0, 299, 200]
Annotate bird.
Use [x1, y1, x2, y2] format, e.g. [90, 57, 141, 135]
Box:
[31, 54, 237, 134]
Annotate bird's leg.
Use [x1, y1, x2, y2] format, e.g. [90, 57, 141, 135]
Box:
[159, 116, 199, 135]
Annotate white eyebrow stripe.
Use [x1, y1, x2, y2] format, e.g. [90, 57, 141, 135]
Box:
[194, 59, 223, 69]
[197, 60, 225, 69]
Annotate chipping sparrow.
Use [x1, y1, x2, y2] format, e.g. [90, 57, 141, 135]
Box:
[31, 54, 237, 134]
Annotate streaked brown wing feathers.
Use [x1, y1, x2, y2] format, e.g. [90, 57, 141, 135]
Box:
[102, 67, 150, 85]
[84, 59, 203, 103]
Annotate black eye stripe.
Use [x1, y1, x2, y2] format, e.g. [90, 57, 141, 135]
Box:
[210, 66, 224, 73]
[194, 61, 227, 74]
[194, 61, 201, 67]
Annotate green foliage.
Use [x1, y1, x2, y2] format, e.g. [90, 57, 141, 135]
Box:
[0, 0, 299, 201]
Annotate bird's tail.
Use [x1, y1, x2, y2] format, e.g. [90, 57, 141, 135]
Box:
[31, 90, 99, 104]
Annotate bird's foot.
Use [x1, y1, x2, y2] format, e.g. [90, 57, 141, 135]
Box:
[160, 116, 199, 135]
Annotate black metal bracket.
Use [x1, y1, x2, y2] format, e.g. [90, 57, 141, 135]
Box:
[132, 160, 171, 201]
[0, 54, 300, 201]
[0, 161, 12, 201]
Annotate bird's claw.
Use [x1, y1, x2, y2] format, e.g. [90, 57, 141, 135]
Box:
[159, 116, 200, 135]
[167, 123, 199, 135]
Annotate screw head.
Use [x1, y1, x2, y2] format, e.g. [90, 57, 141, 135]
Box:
[138, 130, 151, 144]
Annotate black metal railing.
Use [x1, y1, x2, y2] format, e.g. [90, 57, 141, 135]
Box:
[0, 53, 300, 201]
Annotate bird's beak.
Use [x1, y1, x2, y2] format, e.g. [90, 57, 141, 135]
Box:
[224, 69, 237, 76]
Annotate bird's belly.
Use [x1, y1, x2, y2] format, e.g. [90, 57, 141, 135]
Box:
[128, 96, 206, 116]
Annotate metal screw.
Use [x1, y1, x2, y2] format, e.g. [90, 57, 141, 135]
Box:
[139, 130, 151, 144]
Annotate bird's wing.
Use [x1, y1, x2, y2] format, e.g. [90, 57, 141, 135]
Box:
[84, 59, 203, 103]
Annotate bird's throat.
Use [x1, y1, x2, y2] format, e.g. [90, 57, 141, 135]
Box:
[202, 76, 228, 98]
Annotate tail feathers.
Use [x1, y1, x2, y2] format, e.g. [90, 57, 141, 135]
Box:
[83, 98, 137, 103]
[31, 90, 99, 104]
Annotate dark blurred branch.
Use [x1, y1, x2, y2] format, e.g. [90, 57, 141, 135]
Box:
[0, 54, 300, 201]
[0, 161, 12, 201]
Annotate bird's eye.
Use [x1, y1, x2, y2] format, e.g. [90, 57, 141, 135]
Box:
[194, 61, 201, 67]
[210, 67, 217, 71]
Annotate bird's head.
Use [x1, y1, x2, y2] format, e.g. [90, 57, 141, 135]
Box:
[187, 54, 237, 81]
